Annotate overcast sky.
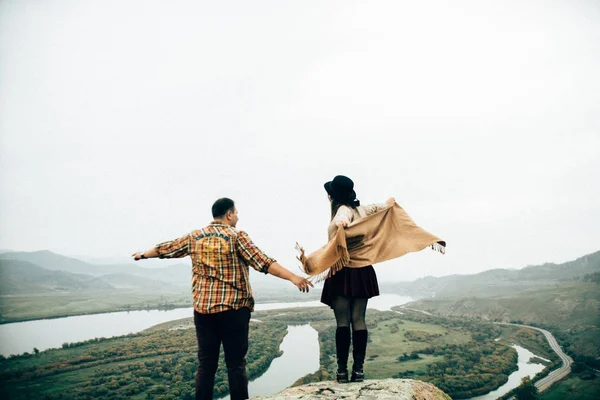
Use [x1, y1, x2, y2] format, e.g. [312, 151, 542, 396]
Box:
[1, 0, 599, 282]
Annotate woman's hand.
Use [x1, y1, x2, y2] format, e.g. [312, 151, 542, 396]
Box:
[336, 220, 348, 228]
[385, 197, 396, 207]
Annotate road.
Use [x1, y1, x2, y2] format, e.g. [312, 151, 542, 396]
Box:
[398, 306, 433, 315]
[496, 322, 573, 397]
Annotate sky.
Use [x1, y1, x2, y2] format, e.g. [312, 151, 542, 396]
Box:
[1, 0, 599, 282]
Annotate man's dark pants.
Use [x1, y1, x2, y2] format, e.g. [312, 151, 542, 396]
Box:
[194, 307, 250, 400]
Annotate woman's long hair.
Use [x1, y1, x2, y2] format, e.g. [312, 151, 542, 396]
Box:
[330, 198, 358, 221]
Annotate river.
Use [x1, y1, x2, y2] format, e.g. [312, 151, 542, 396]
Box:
[0, 294, 411, 357]
[218, 324, 320, 400]
[469, 345, 549, 400]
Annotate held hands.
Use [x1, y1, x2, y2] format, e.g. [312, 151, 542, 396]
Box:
[385, 197, 396, 207]
[291, 275, 314, 293]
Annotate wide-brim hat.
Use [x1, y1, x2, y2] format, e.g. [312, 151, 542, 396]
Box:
[324, 175, 357, 205]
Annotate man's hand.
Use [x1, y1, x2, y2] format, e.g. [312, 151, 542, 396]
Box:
[385, 197, 396, 207]
[131, 247, 158, 261]
[336, 220, 348, 228]
[291, 275, 314, 293]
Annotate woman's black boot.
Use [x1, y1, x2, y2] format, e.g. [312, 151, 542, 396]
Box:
[336, 327, 351, 383]
[351, 329, 368, 382]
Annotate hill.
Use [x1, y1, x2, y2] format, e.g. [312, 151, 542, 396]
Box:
[0, 250, 313, 323]
[0, 250, 289, 289]
[382, 250, 600, 299]
[0, 260, 113, 293]
[93, 273, 177, 290]
[0, 251, 99, 275]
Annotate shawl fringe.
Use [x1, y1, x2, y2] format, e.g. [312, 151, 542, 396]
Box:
[431, 241, 446, 254]
[295, 242, 350, 283]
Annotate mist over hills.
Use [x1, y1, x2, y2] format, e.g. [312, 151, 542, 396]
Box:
[2, 248, 599, 298]
[0, 251, 186, 292]
[0, 250, 294, 294]
[0, 259, 113, 293]
[381, 249, 600, 299]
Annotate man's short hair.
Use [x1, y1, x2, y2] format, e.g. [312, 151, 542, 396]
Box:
[212, 198, 235, 218]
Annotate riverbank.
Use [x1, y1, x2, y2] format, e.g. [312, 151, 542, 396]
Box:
[0, 289, 322, 325]
[0, 291, 191, 325]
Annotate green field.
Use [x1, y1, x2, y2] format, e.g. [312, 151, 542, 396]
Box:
[0, 291, 191, 324]
[539, 373, 600, 400]
[408, 281, 600, 364]
[0, 288, 322, 324]
[366, 318, 471, 377]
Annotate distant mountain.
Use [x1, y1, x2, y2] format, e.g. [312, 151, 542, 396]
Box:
[0, 259, 114, 293]
[0, 250, 295, 290]
[0, 250, 190, 287]
[95, 274, 176, 290]
[383, 250, 600, 299]
[75, 255, 185, 268]
[0, 250, 97, 274]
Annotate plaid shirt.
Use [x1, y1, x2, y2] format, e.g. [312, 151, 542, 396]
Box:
[155, 222, 275, 314]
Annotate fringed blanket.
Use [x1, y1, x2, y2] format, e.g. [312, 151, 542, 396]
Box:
[296, 203, 445, 282]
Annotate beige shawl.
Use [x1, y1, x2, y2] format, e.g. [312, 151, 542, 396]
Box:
[296, 203, 445, 282]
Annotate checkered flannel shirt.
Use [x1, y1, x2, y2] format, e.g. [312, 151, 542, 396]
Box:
[155, 222, 275, 314]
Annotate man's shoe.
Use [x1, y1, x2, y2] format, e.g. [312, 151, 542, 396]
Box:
[336, 369, 349, 383]
[351, 369, 364, 383]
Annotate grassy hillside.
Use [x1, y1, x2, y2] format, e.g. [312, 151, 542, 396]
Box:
[95, 274, 177, 290]
[0, 250, 191, 285]
[0, 251, 99, 274]
[383, 250, 600, 299]
[540, 372, 600, 400]
[0, 291, 191, 324]
[408, 281, 600, 367]
[0, 260, 114, 293]
[0, 258, 180, 295]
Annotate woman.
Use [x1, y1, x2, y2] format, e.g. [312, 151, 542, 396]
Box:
[320, 174, 395, 383]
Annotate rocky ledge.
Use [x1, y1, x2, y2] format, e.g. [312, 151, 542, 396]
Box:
[253, 378, 451, 399]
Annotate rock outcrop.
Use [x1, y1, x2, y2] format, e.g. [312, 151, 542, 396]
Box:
[253, 378, 451, 399]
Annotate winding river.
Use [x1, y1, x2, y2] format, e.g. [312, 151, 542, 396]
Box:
[469, 345, 549, 400]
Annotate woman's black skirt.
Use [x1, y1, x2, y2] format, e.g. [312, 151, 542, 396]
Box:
[320, 265, 380, 308]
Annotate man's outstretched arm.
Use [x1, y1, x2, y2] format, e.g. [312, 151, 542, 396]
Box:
[132, 234, 191, 261]
[132, 247, 159, 260]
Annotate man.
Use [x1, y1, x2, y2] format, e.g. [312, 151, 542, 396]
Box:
[132, 197, 313, 400]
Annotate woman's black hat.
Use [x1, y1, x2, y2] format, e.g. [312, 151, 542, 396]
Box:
[324, 175, 360, 206]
